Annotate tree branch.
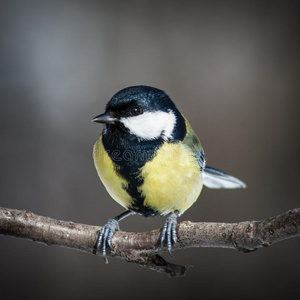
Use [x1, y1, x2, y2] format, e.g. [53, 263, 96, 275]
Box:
[1, 207, 299, 277]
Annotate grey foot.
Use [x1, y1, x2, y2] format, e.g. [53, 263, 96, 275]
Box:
[161, 212, 178, 257]
[95, 218, 120, 264]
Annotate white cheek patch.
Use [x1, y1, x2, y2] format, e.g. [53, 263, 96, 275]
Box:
[121, 111, 176, 140]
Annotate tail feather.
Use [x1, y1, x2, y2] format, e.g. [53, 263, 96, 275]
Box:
[203, 166, 246, 189]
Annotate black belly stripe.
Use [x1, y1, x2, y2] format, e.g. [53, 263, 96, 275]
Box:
[102, 126, 163, 217]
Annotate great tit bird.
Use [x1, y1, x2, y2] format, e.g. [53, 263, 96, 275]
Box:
[92, 85, 245, 263]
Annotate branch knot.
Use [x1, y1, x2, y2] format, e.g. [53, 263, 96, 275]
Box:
[231, 221, 258, 253]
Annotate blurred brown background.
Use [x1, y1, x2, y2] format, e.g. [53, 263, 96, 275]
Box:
[1, 1, 299, 299]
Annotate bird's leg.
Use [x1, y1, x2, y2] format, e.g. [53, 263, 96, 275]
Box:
[161, 211, 179, 258]
[95, 210, 135, 263]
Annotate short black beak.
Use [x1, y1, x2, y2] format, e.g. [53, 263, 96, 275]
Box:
[92, 112, 116, 124]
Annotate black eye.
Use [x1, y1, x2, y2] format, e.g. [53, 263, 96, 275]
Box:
[130, 106, 143, 116]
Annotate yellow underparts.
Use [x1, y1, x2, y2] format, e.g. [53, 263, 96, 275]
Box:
[93, 135, 203, 216]
[140, 142, 203, 215]
[93, 136, 133, 209]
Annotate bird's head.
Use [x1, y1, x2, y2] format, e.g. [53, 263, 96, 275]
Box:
[92, 86, 186, 141]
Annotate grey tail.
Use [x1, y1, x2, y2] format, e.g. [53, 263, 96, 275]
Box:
[203, 166, 246, 189]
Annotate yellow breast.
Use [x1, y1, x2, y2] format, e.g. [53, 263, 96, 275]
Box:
[93, 136, 133, 209]
[140, 142, 203, 216]
[93, 127, 203, 216]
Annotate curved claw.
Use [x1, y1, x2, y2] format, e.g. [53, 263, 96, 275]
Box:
[161, 213, 178, 258]
[95, 218, 120, 264]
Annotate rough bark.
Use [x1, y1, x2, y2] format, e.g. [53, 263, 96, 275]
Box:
[1, 207, 299, 277]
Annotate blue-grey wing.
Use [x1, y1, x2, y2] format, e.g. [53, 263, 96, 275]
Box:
[195, 149, 206, 171]
[183, 116, 245, 189]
